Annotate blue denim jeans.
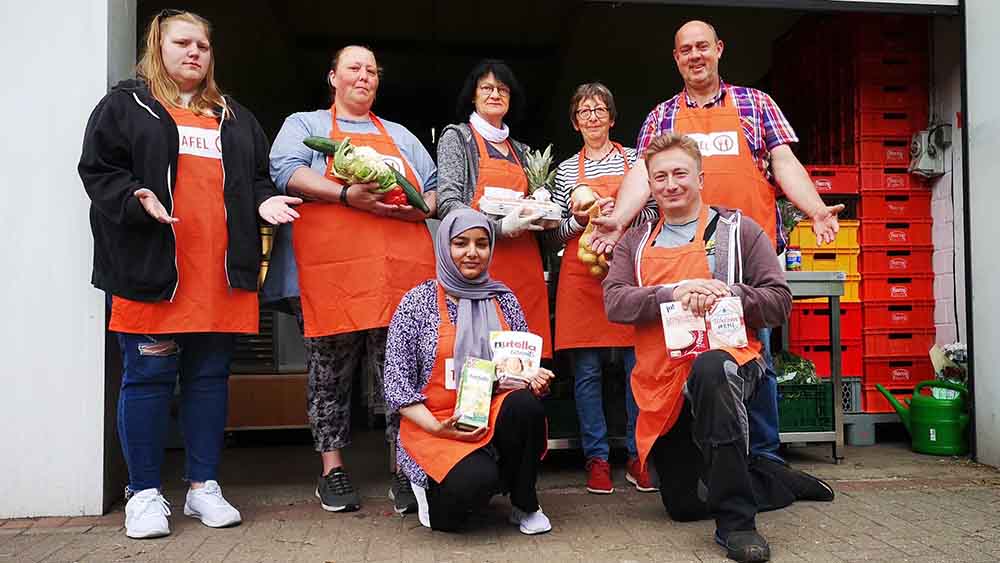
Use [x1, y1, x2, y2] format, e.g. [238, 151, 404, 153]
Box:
[749, 327, 784, 463]
[116, 332, 235, 492]
[572, 348, 639, 460]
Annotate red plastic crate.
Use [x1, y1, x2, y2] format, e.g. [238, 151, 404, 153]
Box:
[863, 301, 935, 330]
[860, 247, 933, 275]
[856, 54, 929, 84]
[861, 167, 928, 191]
[852, 15, 930, 53]
[863, 329, 936, 357]
[859, 192, 932, 220]
[789, 338, 863, 377]
[863, 356, 934, 387]
[860, 220, 933, 246]
[863, 383, 916, 413]
[804, 165, 860, 194]
[858, 83, 928, 110]
[789, 303, 862, 341]
[858, 137, 911, 167]
[858, 110, 928, 137]
[862, 275, 935, 301]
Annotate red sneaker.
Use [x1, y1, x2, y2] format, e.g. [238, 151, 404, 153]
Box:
[626, 457, 659, 492]
[585, 458, 614, 494]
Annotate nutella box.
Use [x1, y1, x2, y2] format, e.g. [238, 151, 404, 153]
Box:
[490, 331, 543, 389]
[706, 296, 750, 349]
[660, 302, 709, 359]
[454, 358, 495, 431]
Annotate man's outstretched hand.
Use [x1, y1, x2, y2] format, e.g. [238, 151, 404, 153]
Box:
[589, 215, 625, 256]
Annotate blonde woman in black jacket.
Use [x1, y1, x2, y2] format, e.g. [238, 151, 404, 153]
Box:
[78, 9, 299, 540]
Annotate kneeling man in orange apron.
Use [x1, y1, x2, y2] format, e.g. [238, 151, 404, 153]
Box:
[383, 209, 553, 535]
[603, 133, 834, 563]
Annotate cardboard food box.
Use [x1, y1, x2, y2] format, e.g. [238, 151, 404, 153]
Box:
[477, 187, 562, 221]
[706, 296, 749, 349]
[660, 302, 709, 359]
[454, 358, 496, 431]
[490, 331, 543, 389]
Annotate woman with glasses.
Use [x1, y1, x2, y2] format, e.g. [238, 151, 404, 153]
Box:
[436, 59, 553, 359]
[78, 9, 300, 539]
[548, 83, 658, 496]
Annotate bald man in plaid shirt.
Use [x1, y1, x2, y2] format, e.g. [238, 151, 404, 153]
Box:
[591, 20, 843, 470]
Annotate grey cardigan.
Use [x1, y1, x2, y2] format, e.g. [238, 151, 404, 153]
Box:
[436, 123, 530, 233]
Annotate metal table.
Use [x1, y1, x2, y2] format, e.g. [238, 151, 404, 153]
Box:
[781, 271, 846, 462]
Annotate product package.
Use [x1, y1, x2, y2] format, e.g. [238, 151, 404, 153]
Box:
[454, 358, 496, 431]
[490, 331, 543, 390]
[660, 302, 709, 359]
[660, 296, 749, 359]
[706, 296, 750, 348]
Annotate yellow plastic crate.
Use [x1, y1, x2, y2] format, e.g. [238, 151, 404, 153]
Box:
[800, 249, 860, 275]
[790, 220, 860, 251]
[800, 273, 861, 303]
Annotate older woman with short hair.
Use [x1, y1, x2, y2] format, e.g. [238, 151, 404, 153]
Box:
[436, 60, 553, 359]
[548, 83, 658, 496]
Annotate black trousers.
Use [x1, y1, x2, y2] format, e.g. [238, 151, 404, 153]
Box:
[649, 350, 797, 536]
[427, 389, 547, 532]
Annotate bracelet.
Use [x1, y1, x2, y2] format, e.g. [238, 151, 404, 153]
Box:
[339, 185, 350, 207]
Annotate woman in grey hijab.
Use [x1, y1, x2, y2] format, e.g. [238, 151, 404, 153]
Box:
[383, 208, 555, 535]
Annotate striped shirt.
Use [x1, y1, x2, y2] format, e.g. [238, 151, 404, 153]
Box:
[544, 146, 659, 248]
[635, 81, 797, 251]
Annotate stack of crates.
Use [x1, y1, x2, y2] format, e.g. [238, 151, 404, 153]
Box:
[774, 13, 936, 415]
[854, 15, 935, 413]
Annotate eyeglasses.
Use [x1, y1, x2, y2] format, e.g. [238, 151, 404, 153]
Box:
[576, 107, 610, 121]
[478, 84, 511, 98]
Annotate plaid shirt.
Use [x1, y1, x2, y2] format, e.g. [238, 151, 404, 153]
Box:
[635, 80, 798, 250]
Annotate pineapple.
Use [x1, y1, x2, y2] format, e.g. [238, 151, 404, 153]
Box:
[523, 144, 557, 199]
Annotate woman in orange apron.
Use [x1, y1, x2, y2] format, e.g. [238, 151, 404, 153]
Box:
[550, 83, 661, 496]
[78, 11, 299, 540]
[262, 45, 438, 515]
[384, 209, 553, 535]
[602, 134, 831, 563]
[436, 60, 553, 359]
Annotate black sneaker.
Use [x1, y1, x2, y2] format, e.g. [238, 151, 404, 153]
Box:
[388, 471, 417, 515]
[754, 457, 835, 502]
[315, 468, 360, 513]
[715, 529, 771, 562]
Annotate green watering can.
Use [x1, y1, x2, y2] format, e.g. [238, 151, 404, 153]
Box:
[876, 380, 970, 456]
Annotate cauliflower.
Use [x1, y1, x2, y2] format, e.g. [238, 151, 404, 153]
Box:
[332, 137, 398, 192]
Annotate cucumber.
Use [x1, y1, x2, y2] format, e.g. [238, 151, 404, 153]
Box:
[304, 136, 430, 214]
[303, 136, 342, 155]
[392, 170, 430, 214]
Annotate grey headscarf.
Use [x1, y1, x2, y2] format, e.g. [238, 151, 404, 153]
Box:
[435, 208, 512, 367]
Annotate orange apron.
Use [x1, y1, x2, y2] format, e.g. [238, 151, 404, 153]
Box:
[554, 143, 635, 351]
[111, 106, 258, 334]
[673, 90, 777, 247]
[631, 206, 761, 470]
[469, 128, 552, 358]
[399, 284, 516, 483]
[292, 108, 436, 337]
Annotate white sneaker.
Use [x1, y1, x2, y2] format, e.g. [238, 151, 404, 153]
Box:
[124, 488, 171, 539]
[183, 481, 242, 528]
[509, 506, 552, 535]
[411, 482, 431, 529]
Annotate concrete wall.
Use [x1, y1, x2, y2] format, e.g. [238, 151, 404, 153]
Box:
[930, 16, 966, 345]
[0, 1, 119, 517]
[965, 0, 1000, 467]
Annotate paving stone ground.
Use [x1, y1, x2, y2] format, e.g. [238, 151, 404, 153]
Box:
[3, 434, 999, 563]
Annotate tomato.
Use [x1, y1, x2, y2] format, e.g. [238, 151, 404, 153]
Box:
[382, 187, 408, 206]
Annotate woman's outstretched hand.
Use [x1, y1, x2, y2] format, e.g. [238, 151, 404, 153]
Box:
[258, 195, 303, 225]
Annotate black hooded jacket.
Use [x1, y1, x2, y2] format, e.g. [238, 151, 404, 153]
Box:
[79, 79, 277, 302]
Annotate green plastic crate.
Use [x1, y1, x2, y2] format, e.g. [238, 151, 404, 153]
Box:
[778, 382, 834, 432]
